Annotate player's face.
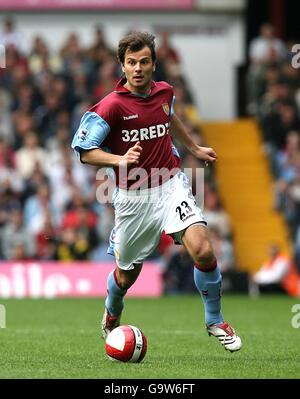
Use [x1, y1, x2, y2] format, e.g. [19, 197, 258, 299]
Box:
[122, 46, 155, 94]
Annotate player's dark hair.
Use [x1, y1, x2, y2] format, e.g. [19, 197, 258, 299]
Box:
[118, 31, 156, 65]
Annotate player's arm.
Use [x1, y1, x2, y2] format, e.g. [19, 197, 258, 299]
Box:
[80, 148, 121, 167]
[80, 143, 142, 167]
[170, 112, 217, 163]
[71, 111, 142, 167]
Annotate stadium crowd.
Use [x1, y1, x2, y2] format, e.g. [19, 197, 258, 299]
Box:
[0, 18, 235, 292]
[247, 23, 300, 271]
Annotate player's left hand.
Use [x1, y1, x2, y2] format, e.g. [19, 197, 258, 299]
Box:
[191, 146, 218, 164]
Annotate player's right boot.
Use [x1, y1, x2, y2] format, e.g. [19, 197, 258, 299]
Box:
[206, 321, 242, 352]
[101, 308, 121, 339]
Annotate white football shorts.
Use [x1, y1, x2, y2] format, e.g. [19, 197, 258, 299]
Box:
[107, 171, 206, 270]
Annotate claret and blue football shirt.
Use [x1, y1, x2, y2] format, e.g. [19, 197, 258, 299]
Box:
[71, 78, 181, 189]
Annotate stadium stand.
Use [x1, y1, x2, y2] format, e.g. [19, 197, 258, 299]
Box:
[201, 119, 290, 272]
[245, 23, 300, 273]
[0, 19, 236, 292]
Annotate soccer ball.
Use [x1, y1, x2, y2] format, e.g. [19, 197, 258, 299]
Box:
[105, 325, 147, 363]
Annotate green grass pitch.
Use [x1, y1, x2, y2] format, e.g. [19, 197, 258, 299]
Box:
[0, 295, 299, 379]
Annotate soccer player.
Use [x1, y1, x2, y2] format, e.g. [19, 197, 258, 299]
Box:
[71, 32, 242, 352]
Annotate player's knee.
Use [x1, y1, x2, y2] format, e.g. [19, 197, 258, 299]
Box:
[116, 278, 132, 290]
[115, 267, 140, 290]
[115, 274, 134, 290]
[193, 240, 216, 271]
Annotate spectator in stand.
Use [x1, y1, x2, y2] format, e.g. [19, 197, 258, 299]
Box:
[203, 186, 232, 239]
[51, 75, 74, 111]
[173, 83, 201, 126]
[262, 101, 300, 152]
[33, 91, 64, 144]
[23, 182, 59, 235]
[0, 44, 28, 92]
[157, 31, 180, 63]
[91, 202, 115, 261]
[47, 146, 93, 217]
[28, 36, 62, 75]
[5, 46, 30, 91]
[15, 131, 48, 179]
[60, 32, 81, 65]
[1, 208, 35, 260]
[156, 31, 185, 89]
[12, 82, 39, 117]
[13, 111, 35, 146]
[0, 137, 15, 168]
[249, 23, 287, 66]
[256, 64, 281, 103]
[21, 164, 48, 203]
[284, 161, 300, 238]
[0, 187, 22, 233]
[70, 71, 89, 105]
[35, 210, 57, 260]
[96, 203, 113, 243]
[282, 62, 300, 91]
[0, 88, 14, 145]
[247, 23, 287, 113]
[258, 76, 297, 140]
[208, 227, 235, 273]
[93, 60, 119, 102]
[293, 227, 300, 273]
[33, 68, 54, 98]
[11, 243, 33, 261]
[85, 25, 115, 68]
[249, 243, 300, 297]
[50, 165, 79, 219]
[0, 139, 24, 195]
[62, 202, 97, 232]
[274, 132, 300, 235]
[55, 223, 96, 262]
[60, 32, 93, 80]
[274, 130, 300, 180]
[163, 246, 197, 294]
[0, 17, 23, 52]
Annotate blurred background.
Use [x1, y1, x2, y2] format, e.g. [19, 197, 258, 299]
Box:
[0, 0, 300, 298]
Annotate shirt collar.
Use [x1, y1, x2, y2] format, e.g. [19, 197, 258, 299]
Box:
[114, 77, 157, 96]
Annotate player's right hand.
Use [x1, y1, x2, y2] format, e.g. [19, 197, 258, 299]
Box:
[120, 141, 143, 166]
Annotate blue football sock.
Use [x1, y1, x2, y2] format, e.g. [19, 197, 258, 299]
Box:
[105, 270, 127, 316]
[194, 266, 224, 326]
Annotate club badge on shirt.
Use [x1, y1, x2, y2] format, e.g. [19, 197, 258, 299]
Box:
[162, 103, 170, 115]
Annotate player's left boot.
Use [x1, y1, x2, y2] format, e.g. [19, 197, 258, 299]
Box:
[206, 321, 242, 352]
[101, 308, 121, 340]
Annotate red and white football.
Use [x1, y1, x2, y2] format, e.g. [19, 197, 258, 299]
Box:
[105, 325, 147, 363]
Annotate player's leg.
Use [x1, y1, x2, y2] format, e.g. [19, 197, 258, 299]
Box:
[102, 263, 143, 338]
[182, 224, 222, 323]
[182, 223, 242, 352]
[105, 263, 143, 317]
[102, 189, 162, 339]
[163, 172, 241, 351]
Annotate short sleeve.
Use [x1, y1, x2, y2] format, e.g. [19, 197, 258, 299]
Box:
[71, 111, 110, 157]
